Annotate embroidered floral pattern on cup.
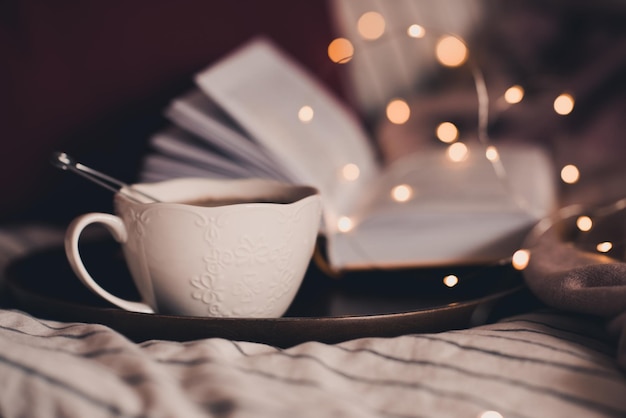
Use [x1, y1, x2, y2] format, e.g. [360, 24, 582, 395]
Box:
[126, 208, 151, 237]
[191, 232, 294, 316]
[268, 268, 296, 303]
[203, 248, 235, 275]
[232, 272, 263, 303]
[190, 273, 226, 316]
[196, 215, 224, 241]
[234, 235, 271, 265]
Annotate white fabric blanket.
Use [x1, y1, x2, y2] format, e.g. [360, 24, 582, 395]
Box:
[1, 309, 624, 418]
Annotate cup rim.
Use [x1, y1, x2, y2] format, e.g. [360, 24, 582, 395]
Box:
[116, 177, 320, 208]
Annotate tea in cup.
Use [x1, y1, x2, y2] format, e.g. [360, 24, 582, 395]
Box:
[64, 177, 322, 318]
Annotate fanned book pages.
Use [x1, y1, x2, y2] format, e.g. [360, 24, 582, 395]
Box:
[141, 38, 557, 271]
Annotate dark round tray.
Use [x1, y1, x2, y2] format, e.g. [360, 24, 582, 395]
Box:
[4, 239, 534, 347]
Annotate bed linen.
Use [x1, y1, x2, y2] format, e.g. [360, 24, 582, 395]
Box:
[1, 308, 624, 418]
[1, 224, 625, 418]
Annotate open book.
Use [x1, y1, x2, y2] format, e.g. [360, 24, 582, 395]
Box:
[140, 38, 556, 271]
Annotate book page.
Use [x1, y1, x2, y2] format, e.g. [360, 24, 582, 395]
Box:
[140, 154, 237, 182]
[325, 143, 556, 269]
[146, 126, 270, 179]
[165, 89, 288, 180]
[194, 38, 380, 222]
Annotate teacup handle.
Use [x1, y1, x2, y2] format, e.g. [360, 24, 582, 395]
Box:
[64, 213, 155, 314]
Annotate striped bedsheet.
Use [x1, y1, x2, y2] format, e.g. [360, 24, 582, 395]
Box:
[0, 224, 625, 418]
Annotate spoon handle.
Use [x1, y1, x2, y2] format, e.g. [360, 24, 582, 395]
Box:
[51, 152, 160, 204]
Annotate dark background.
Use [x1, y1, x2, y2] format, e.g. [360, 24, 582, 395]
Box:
[0, 0, 339, 222]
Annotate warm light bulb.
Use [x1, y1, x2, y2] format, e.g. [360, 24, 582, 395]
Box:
[436, 122, 458, 143]
[560, 164, 580, 184]
[447, 142, 468, 162]
[391, 184, 413, 202]
[298, 105, 314, 123]
[512, 249, 530, 270]
[479, 411, 503, 418]
[328, 38, 354, 64]
[576, 216, 592, 232]
[596, 241, 613, 253]
[554, 93, 575, 115]
[485, 146, 500, 162]
[504, 85, 524, 104]
[443, 275, 459, 287]
[386, 99, 411, 124]
[407, 24, 426, 38]
[337, 216, 354, 233]
[357, 11, 385, 40]
[435, 35, 468, 67]
[341, 163, 360, 181]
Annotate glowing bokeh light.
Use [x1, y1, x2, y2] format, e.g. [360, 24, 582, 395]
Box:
[485, 146, 500, 162]
[560, 164, 580, 184]
[512, 249, 530, 270]
[391, 184, 413, 202]
[596, 241, 613, 253]
[337, 216, 354, 233]
[447, 142, 469, 162]
[358, 11, 385, 40]
[554, 93, 575, 115]
[443, 275, 459, 287]
[386, 99, 411, 124]
[435, 35, 468, 67]
[576, 216, 593, 232]
[436, 122, 458, 143]
[504, 85, 524, 104]
[328, 38, 354, 64]
[479, 411, 504, 418]
[298, 105, 314, 123]
[407, 24, 426, 38]
[341, 163, 360, 181]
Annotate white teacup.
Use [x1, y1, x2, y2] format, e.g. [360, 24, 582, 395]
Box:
[64, 177, 322, 318]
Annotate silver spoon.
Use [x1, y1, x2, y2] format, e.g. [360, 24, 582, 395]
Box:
[51, 152, 161, 204]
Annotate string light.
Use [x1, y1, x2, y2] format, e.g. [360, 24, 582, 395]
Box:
[328, 38, 354, 63]
[341, 163, 360, 181]
[560, 164, 580, 184]
[504, 85, 524, 104]
[357, 11, 385, 40]
[435, 35, 468, 67]
[512, 249, 530, 270]
[443, 274, 459, 287]
[386, 99, 411, 124]
[485, 146, 500, 162]
[554, 93, 575, 115]
[323, 16, 602, 275]
[447, 142, 469, 162]
[298, 105, 314, 123]
[407, 24, 426, 38]
[436, 122, 458, 143]
[479, 411, 503, 418]
[337, 216, 354, 233]
[391, 184, 413, 202]
[596, 241, 613, 253]
[576, 215, 593, 232]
